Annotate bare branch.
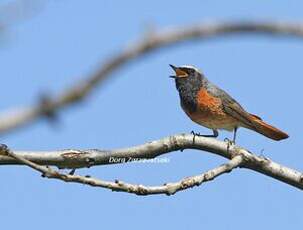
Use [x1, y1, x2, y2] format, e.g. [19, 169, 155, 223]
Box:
[1, 134, 302, 190]
[5, 146, 244, 195]
[1, 21, 303, 134]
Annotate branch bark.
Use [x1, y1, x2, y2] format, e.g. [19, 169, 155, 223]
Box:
[1, 134, 302, 192]
[1, 21, 303, 134]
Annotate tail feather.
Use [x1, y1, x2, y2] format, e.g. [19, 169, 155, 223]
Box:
[249, 114, 289, 141]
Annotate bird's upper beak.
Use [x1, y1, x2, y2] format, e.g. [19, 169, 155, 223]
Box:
[169, 64, 188, 79]
[169, 64, 178, 71]
[169, 64, 177, 79]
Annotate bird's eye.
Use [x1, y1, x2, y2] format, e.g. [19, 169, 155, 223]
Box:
[183, 68, 193, 75]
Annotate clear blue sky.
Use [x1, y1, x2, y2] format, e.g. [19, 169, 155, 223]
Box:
[0, 1, 302, 229]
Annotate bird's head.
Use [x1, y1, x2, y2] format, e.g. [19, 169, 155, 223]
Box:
[169, 64, 203, 80]
[169, 64, 204, 88]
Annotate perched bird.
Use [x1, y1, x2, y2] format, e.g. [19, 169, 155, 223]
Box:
[169, 64, 289, 142]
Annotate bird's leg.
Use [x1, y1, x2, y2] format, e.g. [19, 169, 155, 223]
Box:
[224, 127, 238, 152]
[69, 168, 76, 175]
[224, 127, 238, 144]
[233, 127, 238, 144]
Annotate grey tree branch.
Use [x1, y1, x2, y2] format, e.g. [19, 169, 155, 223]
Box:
[1, 134, 302, 192]
[5, 145, 244, 195]
[1, 21, 303, 134]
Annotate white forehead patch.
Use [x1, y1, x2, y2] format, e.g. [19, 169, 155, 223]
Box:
[180, 65, 201, 73]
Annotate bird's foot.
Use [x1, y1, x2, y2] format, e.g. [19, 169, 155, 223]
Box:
[191, 131, 198, 144]
[191, 130, 219, 144]
[224, 138, 235, 152]
[0, 144, 9, 156]
[224, 137, 235, 145]
[190, 130, 218, 138]
[191, 130, 202, 137]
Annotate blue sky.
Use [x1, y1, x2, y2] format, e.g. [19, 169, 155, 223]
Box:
[0, 1, 302, 229]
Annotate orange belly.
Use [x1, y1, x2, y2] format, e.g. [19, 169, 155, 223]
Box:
[182, 89, 239, 131]
[184, 108, 239, 131]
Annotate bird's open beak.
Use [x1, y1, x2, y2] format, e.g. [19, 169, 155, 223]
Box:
[169, 64, 188, 78]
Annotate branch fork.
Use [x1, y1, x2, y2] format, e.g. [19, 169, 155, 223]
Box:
[1, 133, 302, 195]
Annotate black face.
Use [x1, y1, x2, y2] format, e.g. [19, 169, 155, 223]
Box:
[169, 66, 202, 85]
[174, 68, 203, 92]
[169, 65, 204, 113]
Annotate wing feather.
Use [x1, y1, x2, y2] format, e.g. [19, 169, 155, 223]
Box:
[206, 84, 256, 129]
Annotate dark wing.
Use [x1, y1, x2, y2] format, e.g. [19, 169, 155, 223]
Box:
[206, 83, 257, 129]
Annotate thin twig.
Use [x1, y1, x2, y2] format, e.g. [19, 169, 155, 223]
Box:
[1, 21, 303, 134]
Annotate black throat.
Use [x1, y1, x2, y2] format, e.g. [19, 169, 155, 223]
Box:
[175, 75, 205, 113]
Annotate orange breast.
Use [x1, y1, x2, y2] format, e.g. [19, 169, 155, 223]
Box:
[183, 89, 239, 130]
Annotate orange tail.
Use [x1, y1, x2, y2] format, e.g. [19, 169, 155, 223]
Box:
[249, 114, 289, 141]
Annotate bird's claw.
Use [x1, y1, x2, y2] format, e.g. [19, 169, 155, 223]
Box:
[224, 137, 235, 145]
[191, 131, 202, 136]
[191, 131, 197, 144]
[224, 138, 235, 152]
[0, 144, 9, 155]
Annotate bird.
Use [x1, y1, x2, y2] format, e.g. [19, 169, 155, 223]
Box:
[169, 64, 289, 142]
